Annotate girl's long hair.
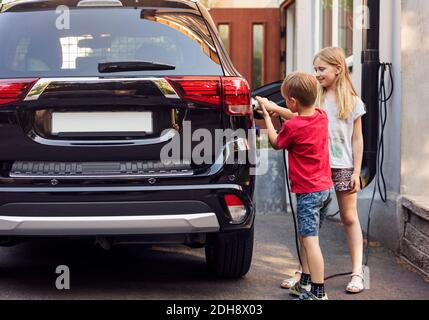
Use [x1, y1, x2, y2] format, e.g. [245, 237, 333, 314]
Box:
[314, 47, 358, 120]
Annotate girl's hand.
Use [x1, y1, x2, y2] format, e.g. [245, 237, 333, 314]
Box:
[350, 173, 361, 194]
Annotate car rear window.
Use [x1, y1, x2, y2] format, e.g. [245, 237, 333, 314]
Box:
[0, 8, 223, 77]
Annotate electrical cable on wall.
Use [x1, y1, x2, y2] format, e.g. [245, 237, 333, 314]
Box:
[365, 62, 394, 266]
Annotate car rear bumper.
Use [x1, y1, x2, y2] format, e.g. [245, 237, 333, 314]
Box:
[0, 212, 220, 236]
[0, 183, 255, 236]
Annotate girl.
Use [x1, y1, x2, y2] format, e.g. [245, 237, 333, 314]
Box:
[278, 47, 366, 294]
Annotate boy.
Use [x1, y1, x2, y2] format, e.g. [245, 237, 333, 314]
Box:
[256, 72, 333, 300]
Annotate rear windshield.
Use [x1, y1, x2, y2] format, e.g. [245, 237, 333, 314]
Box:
[0, 8, 223, 77]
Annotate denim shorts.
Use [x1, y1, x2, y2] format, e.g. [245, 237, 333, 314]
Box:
[296, 189, 332, 237]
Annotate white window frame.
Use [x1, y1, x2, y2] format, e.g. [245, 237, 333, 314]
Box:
[332, 0, 340, 47]
[314, 0, 321, 56]
[286, 2, 297, 75]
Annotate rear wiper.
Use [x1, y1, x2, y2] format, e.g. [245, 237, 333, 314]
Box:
[98, 61, 176, 73]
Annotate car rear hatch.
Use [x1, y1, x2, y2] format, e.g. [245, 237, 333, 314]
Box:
[0, 1, 253, 181]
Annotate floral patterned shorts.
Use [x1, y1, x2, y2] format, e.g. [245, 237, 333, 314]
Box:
[331, 168, 354, 192]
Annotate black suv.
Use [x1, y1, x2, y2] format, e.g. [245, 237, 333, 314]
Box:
[0, 0, 257, 278]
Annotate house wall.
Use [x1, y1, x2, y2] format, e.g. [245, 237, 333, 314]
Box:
[400, 0, 429, 198]
[356, 0, 403, 252]
[398, 0, 429, 274]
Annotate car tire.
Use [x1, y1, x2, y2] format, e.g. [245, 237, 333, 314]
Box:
[205, 225, 254, 279]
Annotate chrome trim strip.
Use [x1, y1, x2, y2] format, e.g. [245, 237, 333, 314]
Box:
[0, 184, 243, 193]
[29, 128, 177, 147]
[0, 213, 220, 235]
[24, 77, 180, 101]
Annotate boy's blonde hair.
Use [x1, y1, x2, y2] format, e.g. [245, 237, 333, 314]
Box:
[314, 47, 358, 120]
[281, 72, 318, 107]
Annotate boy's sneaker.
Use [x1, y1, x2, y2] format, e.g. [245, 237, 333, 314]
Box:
[289, 281, 311, 297]
[298, 291, 329, 300]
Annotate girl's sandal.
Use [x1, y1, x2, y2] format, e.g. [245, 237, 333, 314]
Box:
[346, 273, 365, 294]
[280, 271, 302, 289]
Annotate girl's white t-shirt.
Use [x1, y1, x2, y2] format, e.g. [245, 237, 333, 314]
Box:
[323, 97, 366, 169]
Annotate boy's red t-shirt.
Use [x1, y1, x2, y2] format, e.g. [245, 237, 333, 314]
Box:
[277, 108, 333, 194]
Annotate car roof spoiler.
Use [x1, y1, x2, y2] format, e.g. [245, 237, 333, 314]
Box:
[0, 0, 199, 13]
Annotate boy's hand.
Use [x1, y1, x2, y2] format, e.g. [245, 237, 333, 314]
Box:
[255, 96, 278, 116]
[256, 97, 278, 149]
[259, 100, 271, 119]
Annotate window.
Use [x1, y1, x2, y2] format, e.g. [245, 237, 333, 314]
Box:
[0, 9, 223, 77]
[317, 0, 354, 58]
[338, 0, 354, 57]
[218, 24, 230, 53]
[320, 0, 333, 49]
[252, 24, 264, 89]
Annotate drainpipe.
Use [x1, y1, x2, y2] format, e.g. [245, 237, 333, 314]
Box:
[361, 0, 380, 188]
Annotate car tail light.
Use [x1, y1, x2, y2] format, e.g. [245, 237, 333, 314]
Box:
[224, 194, 247, 223]
[0, 78, 38, 105]
[165, 77, 221, 107]
[222, 77, 252, 116]
[166, 76, 251, 116]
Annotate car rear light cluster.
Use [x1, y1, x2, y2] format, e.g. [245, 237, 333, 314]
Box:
[166, 77, 221, 107]
[0, 79, 38, 105]
[166, 77, 252, 116]
[224, 194, 248, 223]
[0, 77, 252, 115]
[222, 78, 252, 116]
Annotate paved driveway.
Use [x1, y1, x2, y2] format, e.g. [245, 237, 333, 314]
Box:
[0, 214, 427, 300]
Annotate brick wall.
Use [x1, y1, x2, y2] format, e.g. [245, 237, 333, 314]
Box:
[400, 197, 429, 276]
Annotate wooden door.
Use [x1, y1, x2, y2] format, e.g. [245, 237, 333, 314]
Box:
[210, 8, 281, 89]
